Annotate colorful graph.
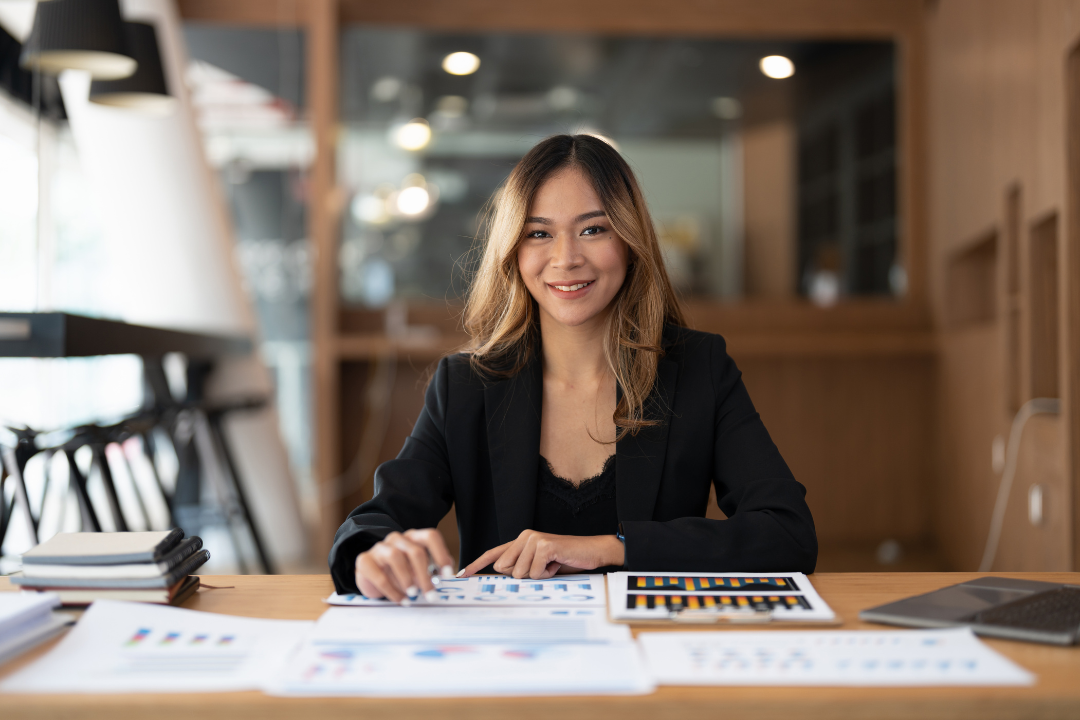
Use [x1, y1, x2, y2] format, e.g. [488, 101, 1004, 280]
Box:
[628, 576, 799, 592]
[625, 593, 812, 612]
[125, 628, 151, 646]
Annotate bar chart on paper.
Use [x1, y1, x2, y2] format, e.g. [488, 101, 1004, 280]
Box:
[607, 572, 836, 622]
[327, 574, 606, 607]
[0, 600, 312, 694]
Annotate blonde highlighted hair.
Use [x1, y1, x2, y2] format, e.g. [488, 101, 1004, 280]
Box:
[463, 134, 686, 439]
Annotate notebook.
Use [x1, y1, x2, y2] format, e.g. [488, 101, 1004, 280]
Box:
[12, 550, 209, 589]
[38, 575, 201, 607]
[21, 529, 185, 566]
[20, 537, 204, 580]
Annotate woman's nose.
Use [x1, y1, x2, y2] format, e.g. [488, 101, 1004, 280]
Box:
[550, 233, 583, 268]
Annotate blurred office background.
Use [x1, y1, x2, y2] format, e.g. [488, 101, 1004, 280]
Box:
[0, 0, 1076, 575]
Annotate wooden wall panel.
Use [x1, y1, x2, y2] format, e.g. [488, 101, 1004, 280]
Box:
[927, 0, 1080, 571]
[738, 356, 934, 546]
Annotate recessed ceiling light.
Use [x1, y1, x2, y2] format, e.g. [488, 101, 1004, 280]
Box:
[759, 55, 794, 79]
[442, 51, 480, 76]
[393, 119, 432, 151]
[711, 97, 742, 120]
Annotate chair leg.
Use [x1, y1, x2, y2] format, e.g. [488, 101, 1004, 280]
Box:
[91, 444, 128, 532]
[2, 446, 39, 545]
[0, 466, 9, 550]
[65, 450, 101, 532]
[140, 431, 177, 527]
[207, 412, 275, 575]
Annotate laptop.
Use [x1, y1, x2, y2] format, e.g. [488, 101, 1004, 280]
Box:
[859, 576, 1080, 646]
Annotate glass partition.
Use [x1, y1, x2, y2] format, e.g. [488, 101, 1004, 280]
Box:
[337, 29, 898, 307]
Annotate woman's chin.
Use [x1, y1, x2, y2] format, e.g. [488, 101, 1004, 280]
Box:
[542, 309, 607, 329]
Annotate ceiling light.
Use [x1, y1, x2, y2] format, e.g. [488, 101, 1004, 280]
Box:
[711, 97, 742, 120]
[351, 194, 390, 225]
[371, 76, 402, 103]
[89, 22, 176, 115]
[396, 186, 430, 216]
[442, 51, 480, 76]
[759, 55, 794, 79]
[392, 119, 431, 151]
[20, 0, 137, 80]
[434, 95, 468, 118]
[547, 86, 578, 111]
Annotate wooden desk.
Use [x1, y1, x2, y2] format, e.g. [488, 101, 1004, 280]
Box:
[2, 572, 1079, 719]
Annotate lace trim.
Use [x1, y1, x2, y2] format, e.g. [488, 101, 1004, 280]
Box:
[537, 454, 616, 515]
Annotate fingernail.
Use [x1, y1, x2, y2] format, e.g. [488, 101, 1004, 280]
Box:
[406, 586, 419, 598]
[441, 565, 454, 579]
[424, 590, 439, 603]
[400, 598, 412, 607]
[456, 569, 467, 577]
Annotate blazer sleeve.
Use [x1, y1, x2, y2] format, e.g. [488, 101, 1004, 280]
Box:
[621, 335, 818, 573]
[327, 356, 456, 593]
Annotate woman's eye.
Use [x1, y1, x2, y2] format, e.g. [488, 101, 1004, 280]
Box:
[581, 225, 606, 236]
[525, 230, 550, 239]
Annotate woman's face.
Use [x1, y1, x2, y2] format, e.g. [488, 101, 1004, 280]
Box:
[517, 167, 630, 330]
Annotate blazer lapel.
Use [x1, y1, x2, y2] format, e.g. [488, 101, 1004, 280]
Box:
[484, 354, 543, 543]
[616, 353, 678, 521]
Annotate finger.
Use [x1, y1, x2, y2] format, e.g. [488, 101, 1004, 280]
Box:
[356, 553, 400, 601]
[355, 555, 385, 599]
[391, 537, 435, 595]
[462, 542, 511, 576]
[493, 537, 526, 575]
[373, 545, 416, 603]
[530, 537, 555, 579]
[540, 561, 561, 579]
[512, 537, 538, 579]
[405, 528, 456, 577]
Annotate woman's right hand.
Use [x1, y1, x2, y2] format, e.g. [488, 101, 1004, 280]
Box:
[354, 528, 456, 604]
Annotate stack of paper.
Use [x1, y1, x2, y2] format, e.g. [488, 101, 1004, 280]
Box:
[637, 628, 1034, 686]
[0, 600, 313, 693]
[11, 530, 207, 606]
[271, 604, 653, 697]
[0, 593, 69, 666]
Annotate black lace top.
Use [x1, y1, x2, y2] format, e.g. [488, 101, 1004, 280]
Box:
[533, 454, 619, 537]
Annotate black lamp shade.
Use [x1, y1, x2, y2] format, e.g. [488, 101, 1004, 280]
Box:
[20, 0, 137, 80]
[90, 21, 175, 114]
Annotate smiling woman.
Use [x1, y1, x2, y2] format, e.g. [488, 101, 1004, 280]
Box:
[329, 135, 818, 602]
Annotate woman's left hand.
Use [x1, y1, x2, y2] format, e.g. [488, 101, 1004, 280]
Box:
[460, 531, 625, 579]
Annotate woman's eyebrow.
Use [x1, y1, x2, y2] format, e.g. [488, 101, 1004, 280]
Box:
[576, 210, 607, 222]
[524, 210, 607, 225]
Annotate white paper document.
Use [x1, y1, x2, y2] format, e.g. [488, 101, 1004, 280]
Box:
[607, 572, 836, 622]
[273, 640, 652, 697]
[327, 573, 606, 607]
[638, 628, 1034, 686]
[0, 600, 313, 693]
[270, 604, 650, 696]
[312, 606, 631, 644]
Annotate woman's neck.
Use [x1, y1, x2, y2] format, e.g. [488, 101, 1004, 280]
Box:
[538, 311, 610, 385]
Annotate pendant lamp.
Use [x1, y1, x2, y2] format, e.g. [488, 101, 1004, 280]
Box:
[89, 21, 175, 114]
[20, 0, 137, 80]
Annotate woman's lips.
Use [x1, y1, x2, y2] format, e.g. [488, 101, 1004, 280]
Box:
[547, 280, 595, 298]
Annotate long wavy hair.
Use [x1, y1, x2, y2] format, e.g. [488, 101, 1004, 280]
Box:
[463, 134, 686, 440]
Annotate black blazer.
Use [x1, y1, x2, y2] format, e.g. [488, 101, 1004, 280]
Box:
[329, 325, 817, 594]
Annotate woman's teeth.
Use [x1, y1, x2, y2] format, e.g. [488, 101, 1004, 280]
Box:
[553, 281, 592, 292]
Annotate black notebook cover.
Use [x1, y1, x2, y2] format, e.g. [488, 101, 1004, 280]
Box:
[14, 549, 210, 589]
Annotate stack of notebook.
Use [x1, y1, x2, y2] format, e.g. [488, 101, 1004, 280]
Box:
[12, 529, 208, 607]
[0, 592, 69, 665]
